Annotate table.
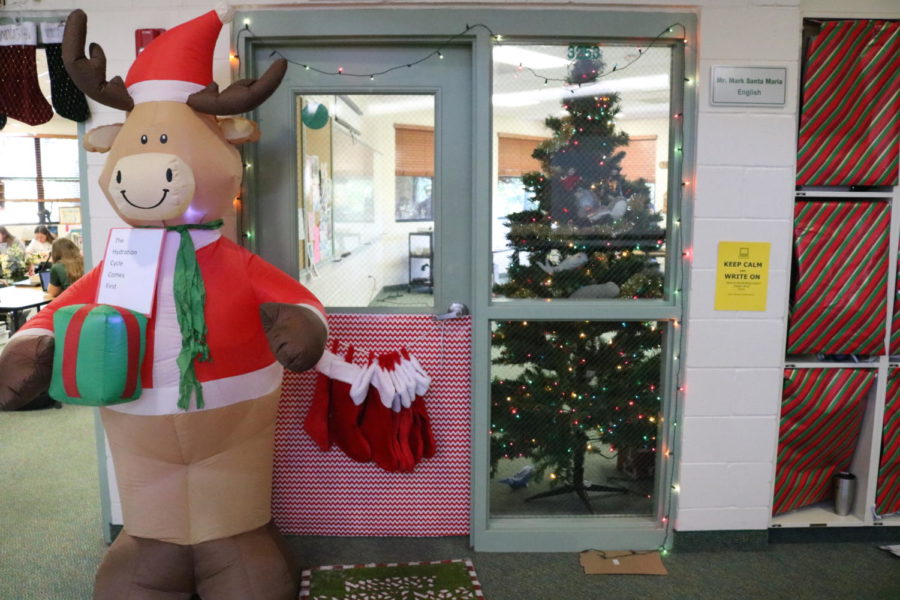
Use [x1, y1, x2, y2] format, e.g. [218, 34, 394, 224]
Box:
[0, 285, 51, 333]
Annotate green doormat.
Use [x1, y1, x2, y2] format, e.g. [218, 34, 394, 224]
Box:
[300, 558, 484, 599]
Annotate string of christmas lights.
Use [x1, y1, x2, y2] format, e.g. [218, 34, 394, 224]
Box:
[233, 17, 692, 551]
[231, 22, 687, 83]
[658, 87, 691, 555]
[520, 23, 688, 88]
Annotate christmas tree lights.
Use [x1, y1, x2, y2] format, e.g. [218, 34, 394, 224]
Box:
[490, 50, 666, 514]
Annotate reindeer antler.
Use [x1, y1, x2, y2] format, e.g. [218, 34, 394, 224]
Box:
[187, 58, 287, 115]
[62, 10, 134, 112]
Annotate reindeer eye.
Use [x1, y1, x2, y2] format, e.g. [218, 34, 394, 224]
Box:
[116, 170, 121, 184]
[140, 135, 148, 144]
[166, 168, 173, 183]
[160, 134, 168, 144]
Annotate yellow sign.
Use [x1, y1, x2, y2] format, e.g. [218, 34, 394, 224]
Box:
[714, 241, 771, 311]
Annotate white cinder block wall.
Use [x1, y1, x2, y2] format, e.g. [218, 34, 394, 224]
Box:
[6, 0, 897, 533]
[678, 2, 801, 531]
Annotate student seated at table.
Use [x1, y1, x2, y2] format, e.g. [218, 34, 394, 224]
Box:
[0, 226, 26, 256]
[47, 238, 84, 299]
[26, 225, 55, 259]
[0, 226, 27, 286]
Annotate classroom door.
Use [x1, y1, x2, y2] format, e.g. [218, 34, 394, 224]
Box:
[251, 42, 476, 537]
[245, 7, 687, 552]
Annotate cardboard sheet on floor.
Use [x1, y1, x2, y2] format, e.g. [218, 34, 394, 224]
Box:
[580, 550, 668, 575]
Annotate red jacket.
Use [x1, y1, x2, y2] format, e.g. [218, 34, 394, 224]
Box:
[21, 231, 325, 415]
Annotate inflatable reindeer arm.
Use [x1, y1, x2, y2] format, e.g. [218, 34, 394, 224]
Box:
[250, 254, 327, 373]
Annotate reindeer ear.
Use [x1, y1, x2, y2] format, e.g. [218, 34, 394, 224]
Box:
[219, 117, 261, 145]
[83, 123, 123, 153]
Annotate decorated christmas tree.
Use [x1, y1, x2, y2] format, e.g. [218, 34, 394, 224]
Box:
[491, 52, 665, 512]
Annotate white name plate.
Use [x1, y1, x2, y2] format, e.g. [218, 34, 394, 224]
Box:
[97, 228, 165, 316]
[711, 66, 787, 107]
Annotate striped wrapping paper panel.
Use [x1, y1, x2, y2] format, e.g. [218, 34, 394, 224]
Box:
[773, 368, 873, 515]
[876, 369, 900, 515]
[786, 200, 889, 355]
[796, 20, 900, 186]
[273, 314, 471, 536]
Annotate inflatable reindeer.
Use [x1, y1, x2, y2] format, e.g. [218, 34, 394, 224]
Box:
[0, 7, 326, 600]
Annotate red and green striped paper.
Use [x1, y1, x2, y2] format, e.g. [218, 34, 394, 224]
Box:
[49, 303, 147, 406]
[796, 20, 900, 186]
[787, 200, 889, 355]
[773, 368, 873, 515]
[891, 250, 900, 355]
[875, 369, 900, 516]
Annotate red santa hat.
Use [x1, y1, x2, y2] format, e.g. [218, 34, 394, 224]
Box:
[124, 4, 234, 105]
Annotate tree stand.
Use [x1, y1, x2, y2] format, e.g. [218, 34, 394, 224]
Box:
[523, 443, 637, 514]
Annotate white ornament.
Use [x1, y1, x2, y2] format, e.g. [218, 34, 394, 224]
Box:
[570, 282, 620, 299]
[538, 252, 588, 274]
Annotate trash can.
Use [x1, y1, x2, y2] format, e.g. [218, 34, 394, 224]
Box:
[833, 471, 856, 516]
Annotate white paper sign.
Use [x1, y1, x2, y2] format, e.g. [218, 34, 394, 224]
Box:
[711, 66, 787, 106]
[97, 228, 165, 316]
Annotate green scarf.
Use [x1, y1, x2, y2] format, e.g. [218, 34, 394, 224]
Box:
[144, 220, 223, 410]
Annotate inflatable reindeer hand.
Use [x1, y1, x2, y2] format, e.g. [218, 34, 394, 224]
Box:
[0, 334, 55, 410]
[259, 302, 327, 373]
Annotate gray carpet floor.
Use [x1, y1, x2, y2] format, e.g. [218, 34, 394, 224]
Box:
[2, 404, 899, 600]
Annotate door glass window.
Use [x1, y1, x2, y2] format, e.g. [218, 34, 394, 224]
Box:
[296, 94, 436, 308]
[491, 43, 672, 301]
[490, 319, 663, 517]
[488, 41, 676, 519]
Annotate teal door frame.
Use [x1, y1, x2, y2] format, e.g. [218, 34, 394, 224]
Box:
[238, 7, 697, 552]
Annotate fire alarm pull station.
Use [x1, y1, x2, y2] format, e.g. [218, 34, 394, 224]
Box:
[135, 29, 166, 56]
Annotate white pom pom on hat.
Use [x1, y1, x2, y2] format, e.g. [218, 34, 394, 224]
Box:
[125, 6, 231, 104]
[215, 3, 235, 24]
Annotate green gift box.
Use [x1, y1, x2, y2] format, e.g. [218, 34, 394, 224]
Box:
[49, 303, 148, 406]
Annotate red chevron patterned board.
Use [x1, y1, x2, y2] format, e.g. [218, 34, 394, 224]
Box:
[786, 200, 889, 355]
[773, 368, 873, 515]
[876, 369, 900, 516]
[273, 314, 471, 536]
[796, 21, 900, 186]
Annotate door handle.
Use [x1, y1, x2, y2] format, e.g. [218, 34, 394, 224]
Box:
[434, 302, 469, 321]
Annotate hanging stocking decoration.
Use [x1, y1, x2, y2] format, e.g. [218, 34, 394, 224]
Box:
[40, 22, 90, 123]
[305, 340, 341, 451]
[0, 22, 54, 126]
[387, 351, 416, 473]
[359, 353, 402, 472]
[401, 348, 436, 462]
[326, 343, 371, 462]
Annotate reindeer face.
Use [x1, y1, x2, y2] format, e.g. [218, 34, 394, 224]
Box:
[62, 9, 285, 226]
[91, 102, 249, 227]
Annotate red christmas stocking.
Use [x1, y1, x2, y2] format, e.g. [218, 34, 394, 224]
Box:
[327, 344, 372, 463]
[401, 348, 436, 461]
[305, 365, 332, 451]
[0, 23, 54, 126]
[359, 354, 400, 472]
[387, 352, 416, 473]
[304, 341, 342, 451]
